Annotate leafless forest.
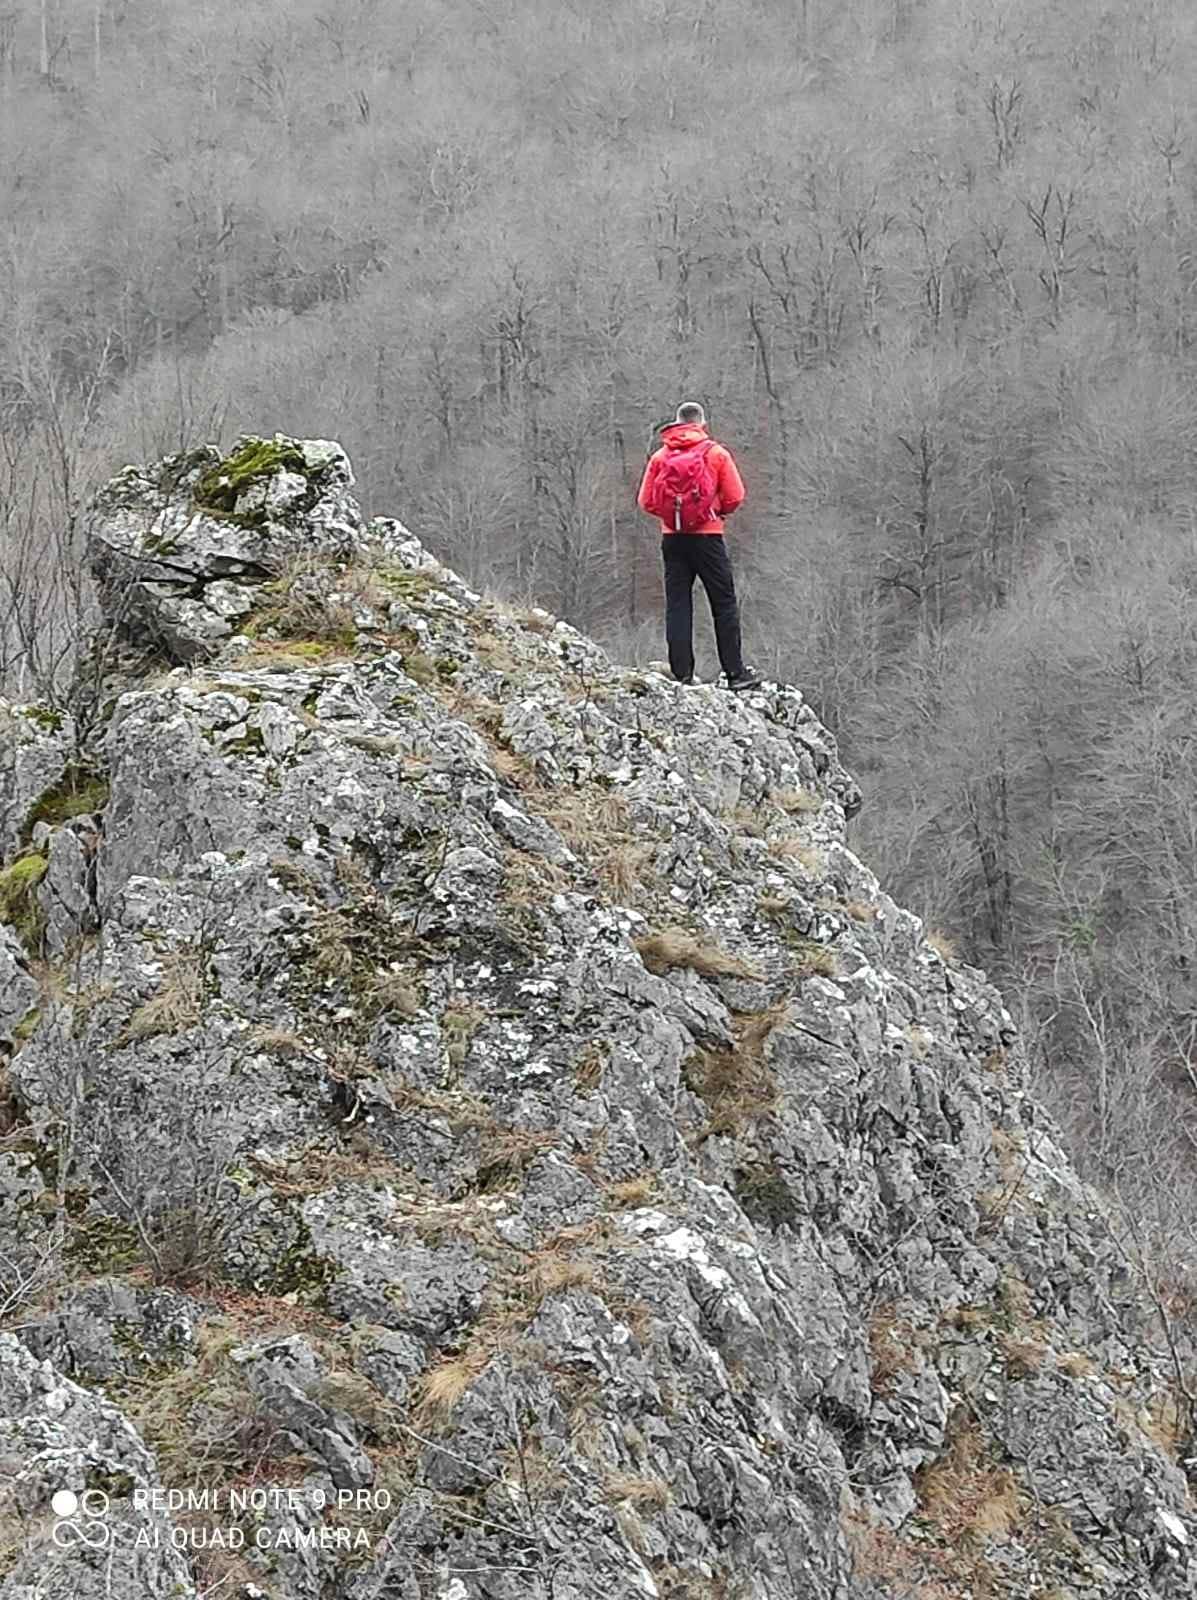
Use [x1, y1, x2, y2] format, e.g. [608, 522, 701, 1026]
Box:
[2, 0, 1197, 1258]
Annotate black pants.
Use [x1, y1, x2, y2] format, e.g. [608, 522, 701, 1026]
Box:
[662, 534, 745, 681]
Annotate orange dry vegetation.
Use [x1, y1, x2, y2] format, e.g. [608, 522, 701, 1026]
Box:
[915, 1419, 1023, 1545]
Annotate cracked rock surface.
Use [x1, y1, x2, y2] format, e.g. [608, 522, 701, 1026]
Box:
[0, 436, 1193, 1600]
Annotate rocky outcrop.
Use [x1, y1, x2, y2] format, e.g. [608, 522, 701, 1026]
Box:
[0, 437, 1193, 1600]
[84, 436, 366, 663]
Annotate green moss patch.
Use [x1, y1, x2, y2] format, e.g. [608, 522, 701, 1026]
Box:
[12, 1007, 41, 1047]
[374, 568, 439, 605]
[239, 634, 331, 659]
[64, 1208, 141, 1275]
[18, 704, 65, 734]
[0, 855, 48, 947]
[23, 763, 109, 837]
[195, 437, 308, 513]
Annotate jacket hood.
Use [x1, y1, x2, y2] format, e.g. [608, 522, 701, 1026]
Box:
[660, 422, 710, 450]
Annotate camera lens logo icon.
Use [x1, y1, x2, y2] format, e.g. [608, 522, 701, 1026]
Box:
[51, 1488, 112, 1550]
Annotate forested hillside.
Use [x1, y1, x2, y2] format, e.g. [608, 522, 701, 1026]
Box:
[3, 0, 1197, 1273]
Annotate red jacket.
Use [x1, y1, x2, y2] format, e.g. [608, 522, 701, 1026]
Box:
[637, 422, 746, 535]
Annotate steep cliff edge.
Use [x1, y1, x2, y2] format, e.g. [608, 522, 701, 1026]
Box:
[0, 438, 1193, 1600]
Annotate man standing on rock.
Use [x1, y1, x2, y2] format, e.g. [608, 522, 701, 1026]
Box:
[637, 402, 761, 691]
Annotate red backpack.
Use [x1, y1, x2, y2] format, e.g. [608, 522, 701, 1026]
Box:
[646, 440, 719, 532]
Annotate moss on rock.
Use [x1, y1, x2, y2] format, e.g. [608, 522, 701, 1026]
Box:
[12, 1007, 41, 1048]
[64, 1210, 141, 1275]
[375, 568, 438, 605]
[18, 703, 65, 734]
[0, 854, 48, 948]
[195, 437, 309, 515]
[23, 762, 109, 837]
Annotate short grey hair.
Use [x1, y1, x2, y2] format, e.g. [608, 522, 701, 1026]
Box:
[675, 401, 705, 424]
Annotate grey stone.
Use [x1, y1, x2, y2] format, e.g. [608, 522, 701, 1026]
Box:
[0, 926, 36, 1045]
[231, 1335, 374, 1490]
[0, 704, 75, 859]
[14, 1280, 200, 1383]
[0, 1333, 196, 1599]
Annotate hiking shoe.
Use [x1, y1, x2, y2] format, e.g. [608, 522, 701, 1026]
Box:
[726, 670, 762, 692]
[675, 673, 695, 685]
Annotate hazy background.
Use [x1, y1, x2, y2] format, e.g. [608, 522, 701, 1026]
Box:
[4, 0, 1197, 1270]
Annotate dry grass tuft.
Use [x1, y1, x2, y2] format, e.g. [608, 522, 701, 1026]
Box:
[309, 910, 356, 980]
[948, 1304, 991, 1332]
[508, 605, 557, 635]
[1139, 1388, 1187, 1455]
[117, 949, 206, 1044]
[915, 1418, 1023, 1544]
[925, 928, 959, 961]
[440, 1003, 488, 1067]
[309, 1370, 402, 1442]
[996, 1270, 1033, 1324]
[266, 853, 322, 897]
[842, 899, 878, 922]
[540, 792, 665, 903]
[413, 1354, 490, 1426]
[1056, 1350, 1097, 1379]
[413, 1231, 606, 1429]
[527, 1254, 597, 1298]
[605, 1472, 672, 1510]
[722, 804, 767, 838]
[388, 1084, 491, 1130]
[990, 1126, 1026, 1186]
[635, 925, 760, 981]
[472, 631, 526, 676]
[489, 744, 537, 784]
[843, 1509, 957, 1600]
[502, 849, 570, 914]
[253, 1141, 413, 1199]
[227, 641, 350, 672]
[868, 1304, 920, 1394]
[543, 794, 628, 854]
[768, 837, 825, 875]
[475, 1126, 557, 1191]
[975, 1186, 1007, 1225]
[605, 1175, 656, 1209]
[573, 1042, 608, 1093]
[997, 1332, 1047, 1378]
[605, 841, 659, 902]
[125, 1319, 302, 1489]
[788, 937, 837, 978]
[361, 971, 422, 1019]
[243, 556, 361, 646]
[248, 1026, 312, 1058]
[770, 787, 823, 816]
[682, 1004, 789, 1137]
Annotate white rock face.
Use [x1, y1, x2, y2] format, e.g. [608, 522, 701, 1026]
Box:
[0, 440, 1192, 1599]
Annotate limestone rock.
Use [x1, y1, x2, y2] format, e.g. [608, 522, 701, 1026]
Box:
[14, 1281, 201, 1384]
[0, 926, 36, 1046]
[0, 1333, 195, 1600]
[84, 436, 365, 662]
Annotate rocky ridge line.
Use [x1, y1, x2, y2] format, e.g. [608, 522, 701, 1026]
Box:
[0, 436, 1193, 1600]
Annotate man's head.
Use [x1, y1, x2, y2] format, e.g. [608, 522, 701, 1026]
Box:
[675, 401, 706, 425]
